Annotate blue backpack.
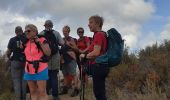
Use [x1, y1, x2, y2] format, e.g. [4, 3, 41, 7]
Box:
[95, 28, 124, 67]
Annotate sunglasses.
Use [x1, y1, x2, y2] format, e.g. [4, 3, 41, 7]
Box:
[78, 31, 84, 33]
[25, 30, 31, 33]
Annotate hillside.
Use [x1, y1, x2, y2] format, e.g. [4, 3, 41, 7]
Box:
[0, 40, 170, 100]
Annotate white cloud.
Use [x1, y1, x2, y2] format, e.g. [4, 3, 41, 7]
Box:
[0, 10, 47, 51]
[138, 32, 158, 49]
[160, 21, 170, 40]
[136, 18, 170, 50]
[121, 0, 154, 23]
[0, 0, 155, 51]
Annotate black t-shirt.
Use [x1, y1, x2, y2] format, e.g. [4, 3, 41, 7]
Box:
[7, 34, 27, 62]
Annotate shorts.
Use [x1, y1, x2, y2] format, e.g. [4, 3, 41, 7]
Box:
[61, 60, 77, 76]
[48, 53, 60, 70]
[24, 68, 48, 81]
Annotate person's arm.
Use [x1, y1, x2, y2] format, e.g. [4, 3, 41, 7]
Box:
[34, 37, 51, 56]
[6, 49, 12, 59]
[55, 31, 64, 46]
[66, 38, 79, 52]
[86, 45, 101, 59]
[80, 33, 103, 60]
[40, 42, 51, 56]
[80, 45, 101, 59]
[6, 38, 13, 59]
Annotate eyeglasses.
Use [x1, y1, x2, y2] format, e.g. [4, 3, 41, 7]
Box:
[78, 31, 84, 33]
[25, 30, 31, 33]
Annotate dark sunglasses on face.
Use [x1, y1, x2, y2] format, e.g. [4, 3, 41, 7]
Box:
[25, 30, 31, 33]
[78, 31, 84, 33]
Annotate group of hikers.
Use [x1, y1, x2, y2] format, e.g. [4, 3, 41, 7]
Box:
[6, 15, 110, 100]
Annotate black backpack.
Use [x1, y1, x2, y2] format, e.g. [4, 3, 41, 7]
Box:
[40, 30, 59, 56]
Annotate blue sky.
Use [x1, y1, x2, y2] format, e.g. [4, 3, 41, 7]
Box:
[0, 0, 169, 53]
[143, 0, 169, 33]
[132, 0, 170, 52]
[154, 0, 169, 16]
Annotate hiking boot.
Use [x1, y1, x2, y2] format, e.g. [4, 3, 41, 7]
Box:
[59, 86, 68, 95]
[70, 89, 79, 97]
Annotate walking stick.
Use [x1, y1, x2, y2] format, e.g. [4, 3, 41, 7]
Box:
[79, 57, 88, 100]
[80, 64, 85, 100]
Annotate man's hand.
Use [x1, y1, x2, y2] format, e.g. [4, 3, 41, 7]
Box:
[80, 53, 88, 64]
[6, 49, 11, 59]
[80, 53, 85, 59]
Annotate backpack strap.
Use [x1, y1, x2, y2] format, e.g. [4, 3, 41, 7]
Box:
[101, 32, 107, 54]
[43, 30, 59, 56]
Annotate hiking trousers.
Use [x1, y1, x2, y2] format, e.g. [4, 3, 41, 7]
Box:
[91, 64, 110, 100]
[47, 69, 59, 98]
[11, 61, 26, 100]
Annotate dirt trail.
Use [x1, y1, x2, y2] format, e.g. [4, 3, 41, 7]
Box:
[59, 94, 79, 100]
[26, 94, 79, 100]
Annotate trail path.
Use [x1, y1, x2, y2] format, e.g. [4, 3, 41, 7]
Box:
[59, 94, 79, 100]
[26, 94, 79, 100]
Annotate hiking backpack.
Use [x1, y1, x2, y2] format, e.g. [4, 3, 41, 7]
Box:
[40, 30, 59, 56]
[95, 28, 124, 67]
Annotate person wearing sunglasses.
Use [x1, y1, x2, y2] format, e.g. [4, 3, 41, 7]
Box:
[76, 27, 91, 84]
[24, 24, 51, 100]
[77, 27, 91, 54]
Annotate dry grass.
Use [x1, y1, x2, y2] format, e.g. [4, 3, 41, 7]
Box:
[0, 40, 170, 100]
[104, 64, 169, 100]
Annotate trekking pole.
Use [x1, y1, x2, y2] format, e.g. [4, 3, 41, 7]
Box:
[79, 65, 83, 100]
[79, 53, 88, 100]
[82, 66, 85, 100]
[80, 64, 85, 100]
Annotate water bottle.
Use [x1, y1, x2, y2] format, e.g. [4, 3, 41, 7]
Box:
[17, 41, 20, 48]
